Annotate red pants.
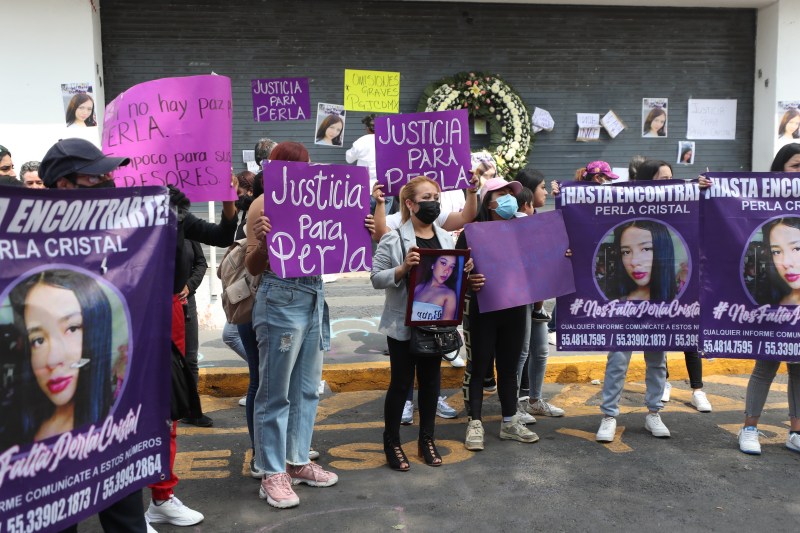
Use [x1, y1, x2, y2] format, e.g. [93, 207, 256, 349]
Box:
[148, 295, 185, 500]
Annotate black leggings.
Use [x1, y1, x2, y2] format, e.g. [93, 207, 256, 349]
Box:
[461, 294, 528, 421]
[666, 351, 704, 389]
[384, 337, 441, 440]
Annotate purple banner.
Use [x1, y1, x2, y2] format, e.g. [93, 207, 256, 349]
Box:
[251, 77, 310, 122]
[464, 211, 575, 312]
[262, 161, 372, 277]
[374, 109, 472, 196]
[700, 172, 800, 360]
[556, 180, 700, 351]
[103, 74, 236, 203]
[0, 187, 175, 532]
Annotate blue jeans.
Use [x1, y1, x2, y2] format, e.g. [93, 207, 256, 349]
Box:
[223, 321, 247, 361]
[517, 308, 550, 400]
[600, 351, 666, 417]
[237, 322, 260, 448]
[252, 274, 330, 474]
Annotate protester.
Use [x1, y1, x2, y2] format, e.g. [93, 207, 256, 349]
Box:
[738, 143, 800, 455]
[574, 160, 618, 184]
[457, 177, 540, 450]
[254, 138, 277, 168]
[347, 114, 385, 211]
[0, 175, 22, 186]
[372, 175, 473, 470]
[0, 144, 16, 178]
[245, 141, 373, 507]
[19, 160, 44, 188]
[513, 171, 565, 422]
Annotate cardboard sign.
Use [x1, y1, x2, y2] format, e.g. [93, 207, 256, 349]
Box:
[344, 69, 400, 113]
[251, 77, 310, 122]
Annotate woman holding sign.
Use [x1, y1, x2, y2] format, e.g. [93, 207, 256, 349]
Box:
[372, 176, 474, 471]
[8, 269, 114, 445]
[738, 144, 800, 455]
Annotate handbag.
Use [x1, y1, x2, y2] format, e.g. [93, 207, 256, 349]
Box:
[396, 229, 463, 361]
[171, 341, 202, 421]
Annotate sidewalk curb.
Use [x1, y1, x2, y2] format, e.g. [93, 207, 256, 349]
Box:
[198, 353, 772, 396]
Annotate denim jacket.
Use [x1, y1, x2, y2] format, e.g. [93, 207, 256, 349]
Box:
[370, 220, 454, 341]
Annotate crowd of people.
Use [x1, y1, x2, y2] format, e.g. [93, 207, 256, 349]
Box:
[1, 131, 798, 532]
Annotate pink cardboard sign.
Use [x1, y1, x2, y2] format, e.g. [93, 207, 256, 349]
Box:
[102, 75, 236, 202]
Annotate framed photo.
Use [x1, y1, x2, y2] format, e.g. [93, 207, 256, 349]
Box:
[405, 249, 470, 326]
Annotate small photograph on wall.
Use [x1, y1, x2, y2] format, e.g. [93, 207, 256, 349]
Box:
[776, 101, 800, 152]
[61, 83, 97, 128]
[314, 103, 347, 147]
[677, 141, 695, 165]
[642, 98, 668, 138]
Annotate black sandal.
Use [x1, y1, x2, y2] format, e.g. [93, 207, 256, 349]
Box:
[383, 432, 410, 471]
[418, 434, 442, 467]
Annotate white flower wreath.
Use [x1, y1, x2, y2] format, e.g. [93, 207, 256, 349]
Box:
[418, 72, 532, 177]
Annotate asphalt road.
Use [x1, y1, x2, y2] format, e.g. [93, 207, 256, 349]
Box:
[78, 373, 799, 532]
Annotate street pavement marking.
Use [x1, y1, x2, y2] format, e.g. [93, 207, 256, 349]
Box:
[550, 383, 600, 408]
[704, 375, 788, 393]
[316, 390, 385, 423]
[327, 439, 472, 471]
[556, 427, 633, 453]
[174, 450, 232, 479]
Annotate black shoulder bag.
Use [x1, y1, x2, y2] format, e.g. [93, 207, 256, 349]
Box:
[396, 230, 463, 361]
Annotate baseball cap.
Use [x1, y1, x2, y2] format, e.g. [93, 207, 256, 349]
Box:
[582, 161, 619, 180]
[480, 177, 522, 198]
[39, 138, 130, 188]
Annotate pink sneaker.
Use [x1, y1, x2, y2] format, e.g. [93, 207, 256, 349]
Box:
[259, 473, 299, 508]
[286, 462, 339, 487]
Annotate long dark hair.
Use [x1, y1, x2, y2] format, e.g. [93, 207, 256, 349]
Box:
[9, 269, 113, 444]
[771, 143, 800, 171]
[778, 109, 800, 139]
[416, 254, 459, 293]
[763, 217, 800, 305]
[65, 93, 97, 127]
[612, 220, 677, 302]
[643, 108, 666, 136]
[315, 114, 344, 145]
[635, 160, 672, 181]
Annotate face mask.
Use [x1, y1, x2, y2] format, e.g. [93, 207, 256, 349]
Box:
[492, 194, 518, 220]
[77, 179, 116, 189]
[414, 201, 440, 224]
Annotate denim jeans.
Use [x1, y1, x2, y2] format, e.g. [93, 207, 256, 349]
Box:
[222, 321, 248, 361]
[517, 307, 549, 400]
[252, 274, 330, 475]
[600, 351, 666, 417]
[237, 322, 259, 448]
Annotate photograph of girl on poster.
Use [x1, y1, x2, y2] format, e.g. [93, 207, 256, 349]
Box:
[65, 93, 97, 128]
[597, 219, 688, 302]
[406, 249, 469, 326]
[642, 98, 668, 138]
[314, 103, 346, 147]
[747, 217, 800, 306]
[1, 268, 129, 449]
[678, 141, 695, 165]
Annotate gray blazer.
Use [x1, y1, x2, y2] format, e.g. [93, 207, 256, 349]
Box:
[371, 220, 455, 341]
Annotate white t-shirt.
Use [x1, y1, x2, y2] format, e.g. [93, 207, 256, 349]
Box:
[345, 133, 376, 186]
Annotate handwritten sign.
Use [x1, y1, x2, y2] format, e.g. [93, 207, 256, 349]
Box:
[374, 109, 472, 195]
[687, 99, 737, 140]
[344, 69, 400, 113]
[601, 110, 626, 139]
[251, 77, 310, 122]
[262, 161, 371, 277]
[531, 107, 554, 133]
[576, 113, 601, 142]
[103, 75, 235, 202]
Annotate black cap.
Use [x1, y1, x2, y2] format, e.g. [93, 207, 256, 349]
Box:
[40, 138, 130, 188]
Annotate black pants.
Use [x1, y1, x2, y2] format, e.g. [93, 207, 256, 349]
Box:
[59, 489, 147, 533]
[461, 294, 528, 421]
[666, 351, 704, 389]
[384, 337, 441, 440]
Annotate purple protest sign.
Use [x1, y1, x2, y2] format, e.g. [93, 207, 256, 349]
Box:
[374, 109, 472, 196]
[556, 180, 700, 351]
[700, 172, 800, 361]
[463, 211, 574, 313]
[251, 77, 310, 122]
[102, 74, 236, 203]
[262, 161, 372, 277]
[0, 186, 175, 532]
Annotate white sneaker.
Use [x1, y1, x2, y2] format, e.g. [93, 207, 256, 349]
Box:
[527, 398, 565, 417]
[547, 331, 556, 346]
[738, 426, 762, 455]
[691, 390, 712, 412]
[516, 399, 536, 424]
[145, 496, 204, 526]
[238, 396, 247, 407]
[645, 413, 671, 438]
[436, 396, 457, 419]
[146, 522, 158, 533]
[661, 382, 672, 402]
[449, 353, 466, 367]
[401, 400, 413, 425]
[465, 419, 485, 451]
[596, 417, 616, 442]
[786, 432, 800, 453]
[500, 415, 539, 443]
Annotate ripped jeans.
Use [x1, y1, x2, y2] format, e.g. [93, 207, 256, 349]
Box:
[252, 274, 330, 475]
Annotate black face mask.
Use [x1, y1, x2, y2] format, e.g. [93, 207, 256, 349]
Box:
[413, 201, 440, 224]
[74, 179, 116, 189]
